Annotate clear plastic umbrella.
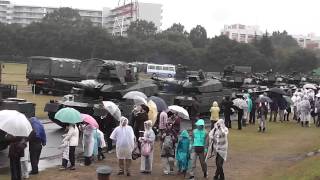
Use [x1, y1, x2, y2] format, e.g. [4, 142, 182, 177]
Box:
[0, 110, 32, 137]
[133, 96, 147, 105]
[123, 91, 147, 99]
[102, 101, 121, 121]
[303, 84, 317, 90]
[168, 105, 189, 120]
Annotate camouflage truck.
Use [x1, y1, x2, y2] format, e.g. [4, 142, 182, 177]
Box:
[27, 56, 82, 95]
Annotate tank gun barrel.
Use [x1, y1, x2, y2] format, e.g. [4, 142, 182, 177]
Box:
[52, 78, 91, 89]
[151, 77, 182, 86]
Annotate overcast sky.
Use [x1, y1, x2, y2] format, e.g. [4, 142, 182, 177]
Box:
[13, 0, 320, 37]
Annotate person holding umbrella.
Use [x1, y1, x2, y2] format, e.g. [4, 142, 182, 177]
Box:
[28, 117, 46, 175]
[0, 110, 33, 180]
[55, 108, 82, 170]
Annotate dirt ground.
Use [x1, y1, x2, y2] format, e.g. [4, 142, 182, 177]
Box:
[12, 121, 320, 180]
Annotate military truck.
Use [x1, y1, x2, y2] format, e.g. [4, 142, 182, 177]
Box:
[26, 56, 82, 95]
[44, 59, 158, 127]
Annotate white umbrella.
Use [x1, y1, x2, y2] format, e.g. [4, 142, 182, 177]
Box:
[133, 96, 147, 105]
[0, 110, 32, 137]
[123, 91, 147, 99]
[303, 84, 317, 90]
[168, 105, 189, 120]
[232, 98, 247, 109]
[102, 101, 121, 121]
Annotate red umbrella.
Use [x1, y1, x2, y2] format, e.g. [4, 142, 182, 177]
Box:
[81, 114, 99, 128]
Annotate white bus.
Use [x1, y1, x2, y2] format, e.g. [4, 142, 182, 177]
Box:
[146, 63, 176, 78]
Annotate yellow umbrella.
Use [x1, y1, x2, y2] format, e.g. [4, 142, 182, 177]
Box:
[147, 100, 158, 125]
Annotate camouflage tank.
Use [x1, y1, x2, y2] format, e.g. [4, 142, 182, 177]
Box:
[44, 59, 158, 127]
[153, 73, 232, 115]
[220, 65, 252, 88]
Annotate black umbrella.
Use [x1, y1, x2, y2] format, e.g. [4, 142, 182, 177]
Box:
[255, 96, 272, 103]
[269, 87, 287, 95]
[148, 96, 168, 112]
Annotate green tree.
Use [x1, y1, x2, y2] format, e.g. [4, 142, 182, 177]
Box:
[257, 31, 274, 58]
[127, 20, 157, 40]
[285, 49, 319, 72]
[189, 25, 208, 48]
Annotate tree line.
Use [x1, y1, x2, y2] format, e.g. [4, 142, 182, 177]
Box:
[0, 7, 319, 73]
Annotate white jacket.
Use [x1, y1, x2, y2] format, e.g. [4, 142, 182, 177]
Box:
[63, 125, 79, 146]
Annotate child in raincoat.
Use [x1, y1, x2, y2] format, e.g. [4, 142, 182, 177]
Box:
[59, 139, 69, 169]
[176, 130, 190, 177]
[160, 122, 178, 175]
[139, 120, 156, 174]
[210, 101, 220, 129]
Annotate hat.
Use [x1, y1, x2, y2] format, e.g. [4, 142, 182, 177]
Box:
[195, 119, 205, 126]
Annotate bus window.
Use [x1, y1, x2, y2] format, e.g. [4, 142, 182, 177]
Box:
[148, 65, 155, 70]
[169, 67, 175, 72]
[156, 66, 162, 70]
[163, 66, 169, 71]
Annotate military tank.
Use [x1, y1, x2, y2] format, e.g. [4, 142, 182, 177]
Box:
[44, 59, 158, 127]
[153, 72, 232, 115]
[0, 84, 35, 150]
[219, 65, 253, 88]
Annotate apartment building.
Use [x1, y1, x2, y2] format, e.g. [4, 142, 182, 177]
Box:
[0, 1, 162, 37]
[221, 24, 263, 43]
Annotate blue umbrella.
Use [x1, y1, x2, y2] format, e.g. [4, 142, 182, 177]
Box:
[149, 96, 168, 112]
[30, 117, 46, 145]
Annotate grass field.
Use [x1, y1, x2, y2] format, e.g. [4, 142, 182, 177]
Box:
[1, 63, 57, 118]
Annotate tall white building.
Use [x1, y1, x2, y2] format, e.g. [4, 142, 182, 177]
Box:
[106, 2, 162, 36]
[0, 1, 105, 27]
[221, 24, 263, 43]
[0, 1, 162, 36]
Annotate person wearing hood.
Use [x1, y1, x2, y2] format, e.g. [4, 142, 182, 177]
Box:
[210, 101, 220, 129]
[298, 96, 311, 127]
[81, 122, 97, 166]
[246, 94, 253, 124]
[292, 92, 299, 121]
[139, 120, 156, 174]
[160, 122, 178, 175]
[189, 119, 208, 179]
[28, 117, 46, 175]
[110, 116, 135, 176]
[176, 130, 191, 177]
[208, 119, 228, 180]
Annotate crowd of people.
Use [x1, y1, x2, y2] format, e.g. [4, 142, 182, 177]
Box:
[8, 86, 319, 180]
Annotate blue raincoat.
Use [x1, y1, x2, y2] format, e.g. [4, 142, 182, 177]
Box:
[176, 130, 190, 171]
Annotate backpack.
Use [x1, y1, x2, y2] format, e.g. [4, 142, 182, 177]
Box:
[162, 135, 173, 153]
